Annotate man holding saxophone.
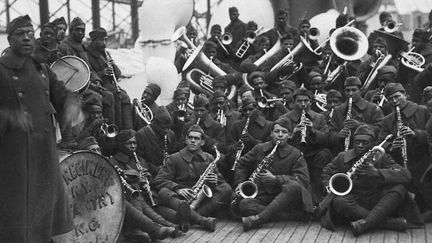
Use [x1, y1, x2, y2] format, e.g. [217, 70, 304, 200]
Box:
[321, 125, 413, 236]
[154, 125, 233, 232]
[278, 87, 333, 205]
[378, 83, 432, 216]
[233, 119, 313, 231]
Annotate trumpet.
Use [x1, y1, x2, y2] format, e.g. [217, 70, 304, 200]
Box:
[344, 97, 353, 151]
[104, 50, 121, 93]
[327, 134, 393, 196]
[134, 152, 156, 206]
[216, 33, 232, 55]
[400, 47, 425, 72]
[100, 123, 118, 138]
[174, 103, 188, 121]
[217, 108, 226, 127]
[308, 27, 320, 40]
[133, 99, 153, 125]
[114, 165, 142, 196]
[235, 26, 264, 58]
[231, 116, 250, 171]
[396, 106, 408, 169]
[384, 19, 403, 33]
[257, 96, 284, 109]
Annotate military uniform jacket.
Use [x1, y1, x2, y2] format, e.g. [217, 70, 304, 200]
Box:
[329, 97, 384, 149]
[234, 141, 313, 212]
[136, 124, 179, 169]
[153, 148, 225, 191]
[224, 19, 247, 48]
[322, 149, 411, 198]
[86, 44, 121, 87]
[0, 54, 74, 242]
[378, 102, 431, 179]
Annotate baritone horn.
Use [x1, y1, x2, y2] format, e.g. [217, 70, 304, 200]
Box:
[133, 99, 154, 125]
[400, 47, 425, 72]
[172, 26, 196, 49]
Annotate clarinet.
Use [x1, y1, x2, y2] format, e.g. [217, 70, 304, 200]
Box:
[299, 109, 307, 144]
[231, 116, 250, 171]
[104, 50, 121, 93]
[344, 97, 353, 151]
[162, 133, 169, 165]
[114, 165, 142, 196]
[396, 106, 408, 168]
[133, 152, 157, 206]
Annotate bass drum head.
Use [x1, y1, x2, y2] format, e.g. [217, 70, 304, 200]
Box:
[59, 151, 124, 243]
[51, 56, 91, 93]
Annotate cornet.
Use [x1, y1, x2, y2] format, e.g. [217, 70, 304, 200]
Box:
[133, 99, 153, 125]
[100, 123, 118, 138]
[308, 27, 320, 40]
[174, 104, 187, 121]
[216, 33, 232, 55]
[384, 19, 403, 33]
[257, 96, 284, 109]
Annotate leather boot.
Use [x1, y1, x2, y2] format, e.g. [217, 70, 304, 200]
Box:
[242, 215, 262, 232]
[350, 219, 368, 237]
[198, 216, 216, 232]
[126, 229, 151, 243]
[149, 226, 177, 241]
[381, 217, 408, 232]
[176, 200, 191, 233]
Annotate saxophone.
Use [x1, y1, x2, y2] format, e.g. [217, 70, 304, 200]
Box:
[133, 152, 157, 206]
[231, 116, 250, 171]
[299, 109, 307, 144]
[344, 97, 353, 151]
[189, 146, 221, 210]
[327, 134, 393, 196]
[396, 106, 408, 168]
[232, 141, 280, 206]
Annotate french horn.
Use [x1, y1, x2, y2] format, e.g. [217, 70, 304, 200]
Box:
[133, 98, 154, 125]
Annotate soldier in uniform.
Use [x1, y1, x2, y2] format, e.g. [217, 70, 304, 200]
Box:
[329, 76, 384, 153]
[224, 7, 247, 49]
[52, 17, 67, 43]
[378, 83, 432, 214]
[133, 83, 161, 130]
[154, 125, 233, 232]
[322, 125, 412, 236]
[33, 22, 60, 65]
[234, 119, 313, 231]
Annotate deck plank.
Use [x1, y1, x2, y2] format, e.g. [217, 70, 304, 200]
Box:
[369, 230, 385, 243]
[396, 230, 411, 243]
[314, 226, 333, 243]
[286, 221, 311, 242]
[328, 227, 347, 243]
[411, 226, 426, 243]
[274, 221, 298, 242]
[207, 220, 240, 242]
[354, 229, 371, 243]
[264, 221, 288, 242]
[384, 229, 398, 243]
[426, 222, 432, 243]
[220, 222, 244, 243]
[247, 221, 276, 243]
[302, 221, 322, 242]
[197, 220, 229, 242]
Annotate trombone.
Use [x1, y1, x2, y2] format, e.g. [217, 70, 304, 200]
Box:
[235, 26, 264, 58]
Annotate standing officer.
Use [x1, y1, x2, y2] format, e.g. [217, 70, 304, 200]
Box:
[0, 15, 81, 242]
[154, 125, 233, 232]
[234, 119, 313, 231]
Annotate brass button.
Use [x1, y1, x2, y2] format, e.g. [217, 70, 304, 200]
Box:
[45, 90, 49, 96]
[12, 76, 18, 80]
[17, 92, 23, 98]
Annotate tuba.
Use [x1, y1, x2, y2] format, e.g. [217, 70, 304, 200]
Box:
[183, 43, 237, 100]
[133, 98, 154, 126]
[189, 146, 220, 209]
[327, 134, 393, 196]
[232, 141, 280, 204]
[400, 47, 425, 73]
[330, 26, 369, 61]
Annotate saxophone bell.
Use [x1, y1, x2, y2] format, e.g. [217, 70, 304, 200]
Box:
[190, 184, 213, 210]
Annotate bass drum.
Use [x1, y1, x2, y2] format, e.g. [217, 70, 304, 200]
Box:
[59, 151, 125, 243]
[51, 56, 91, 93]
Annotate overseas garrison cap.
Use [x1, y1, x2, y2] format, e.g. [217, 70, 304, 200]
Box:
[153, 107, 172, 126]
[7, 15, 33, 35]
[213, 76, 228, 88]
[203, 41, 218, 52]
[89, 27, 107, 40]
[193, 94, 210, 108]
[274, 118, 291, 130]
[41, 22, 56, 31]
[173, 88, 189, 98]
[373, 37, 388, 49]
[384, 83, 405, 97]
[229, 7, 238, 14]
[115, 129, 136, 145]
[210, 24, 221, 32]
[376, 65, 397, 82]
[70, 17, 85, 31]
[423, 86, 432, 100]
[293, 87, 312, 99]
[248, 71, 265, 82]
[379, 11, 392, 22]
[187, 124, 204, 136]
[344, 76, 362, 87]
[326, 89, 343, 99]
[52, 17, 66, 26]
[82, 92, 102, 111]
[211, 90, 227, 101]
[354, 124, 375, 140]
[299, 19, 310, 26]
[413, 29, 431, 42]
[241, 96, 256, 108]
[280, 80, 297, 92]
[145, 83, 161, 98]
[77, 136, 98, 150]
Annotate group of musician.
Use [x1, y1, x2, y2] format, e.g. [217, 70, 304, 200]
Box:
[4, 5, 432, 243]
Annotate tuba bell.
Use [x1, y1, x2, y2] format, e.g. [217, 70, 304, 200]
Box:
[172, 26, 197, 50]
[330, 26, 369, 61]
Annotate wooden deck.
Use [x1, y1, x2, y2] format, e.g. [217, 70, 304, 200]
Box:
[162, 221, 432, 243]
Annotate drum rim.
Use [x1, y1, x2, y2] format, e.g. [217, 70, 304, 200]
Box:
[51, 55, 91, 93]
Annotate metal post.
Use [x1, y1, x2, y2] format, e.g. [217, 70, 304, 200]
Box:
[66, 0, 71, 26]
[112, 0, 115, 31]
[6, 0, 10, 25]
[39, 0, 50, 25]
[131, 0, 139, 42]
[92, 0, 100, 29]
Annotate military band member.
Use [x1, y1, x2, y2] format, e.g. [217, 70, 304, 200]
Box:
[166, 87, 193, 140]
[109, 130, 180, 241]
[208, 24, 233, 64]
[279, 88, 333, 204]
[136, 107, 179, 174]
[378, 83, 432, 213]
[323, 89, 343, 126]
[133, 83, 161, 130]
[234, 119, 313, 231]
[264, 9, 299, 48]
[329, 76, 384, 152]
[322, 125, 412, 236]
[154, 125, 233, 232]
[224, 7, 247, 49]
[86, 27, 133, 130]
[33, 22, 60, 65]
[52, 17, 67, 43]
[181, 94, 226, 154]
